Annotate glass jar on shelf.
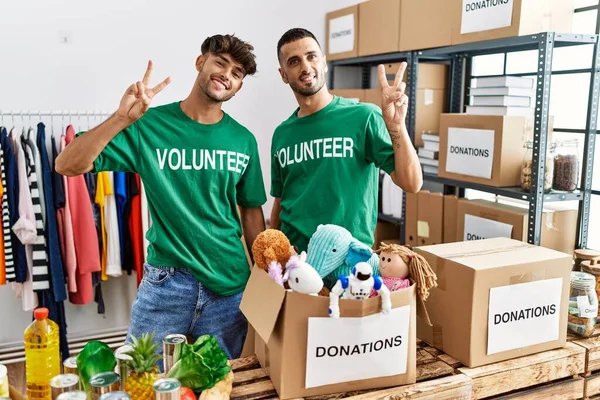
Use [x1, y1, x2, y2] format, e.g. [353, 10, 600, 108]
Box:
[568, 271, 599, 338]
[553, 139, 580, 192]
[520, 140, 555, 193]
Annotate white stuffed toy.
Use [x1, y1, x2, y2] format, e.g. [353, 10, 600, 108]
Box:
[283, 251, 324, 296]
[329, 261, 392, 318]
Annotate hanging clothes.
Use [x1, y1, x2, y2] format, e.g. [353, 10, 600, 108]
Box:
[113, 171, 127, 272]
[36, 123, 66, 302]
[105, 172, 121, 278]
[57, 134, 77, 293]
[0, 135, 15, 282]
[0, 174, 5, 285]
[140, 179, 149, 261]
[122, 173, 138, 275]
[21, 128, 51, 292]
[83, 170, 105, 315]
[2, 127, 27, 283]
[64, 125, 100, 305]
[129, 174, 144, 286]
[10, 128, 39, 312]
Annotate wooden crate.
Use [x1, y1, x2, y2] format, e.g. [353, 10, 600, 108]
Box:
[230, 341, 471, 400]
[456, 342, 585, 399]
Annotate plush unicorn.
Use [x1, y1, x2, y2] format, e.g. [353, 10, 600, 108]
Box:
[283, 251, 324, 296]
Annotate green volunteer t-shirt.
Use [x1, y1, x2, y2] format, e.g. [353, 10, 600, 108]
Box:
[270, 95, 395, 253]
[82, 101, 267, 296]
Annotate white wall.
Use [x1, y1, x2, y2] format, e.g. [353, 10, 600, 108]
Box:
[0, 0, 364, 343]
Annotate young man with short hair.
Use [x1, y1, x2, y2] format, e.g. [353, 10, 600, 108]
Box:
[270, 28, 422, 254]
[56, 34, 267, 360]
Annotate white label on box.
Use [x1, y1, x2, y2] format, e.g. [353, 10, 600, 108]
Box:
[577, 296, 598, 318]
[463, 214, 513, 241]
[305, 305, 410, 388]
[329, 14, 355, 54]
[461, 0, 514, 34]
[445, 127, 495, 179]
[487, 278, 563, 355]
[424, 89, 434, 106]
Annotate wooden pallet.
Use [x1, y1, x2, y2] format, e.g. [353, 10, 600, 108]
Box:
[570, 335, 600, 399]
[230, 341, 470, 400]
[456, 342, 585, 399]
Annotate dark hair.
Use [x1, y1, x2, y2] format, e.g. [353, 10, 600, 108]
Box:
[201, 34, 257, 76]
[277, 28, 321, 62]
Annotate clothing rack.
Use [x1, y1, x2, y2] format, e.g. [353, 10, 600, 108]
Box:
[0, 110, 113, 132]
[0, 110, 112, 117]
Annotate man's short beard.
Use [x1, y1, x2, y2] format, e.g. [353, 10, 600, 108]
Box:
[291, 78, 325, 97]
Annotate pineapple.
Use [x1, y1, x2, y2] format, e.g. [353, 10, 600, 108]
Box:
[123, 333, 162, 400]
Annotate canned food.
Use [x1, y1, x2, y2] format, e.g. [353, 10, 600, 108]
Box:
[162, 334, 186, 373]
[51, 374, 80, 399]
[99, 391, 131, 400]
[56, 391, 88, 400]
[153, 378, 181, 400]
[90, 372, 121, 400]
[63, 357, 78, 375]
[114, 345, 133, 389]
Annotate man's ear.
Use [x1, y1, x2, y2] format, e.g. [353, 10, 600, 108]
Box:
[196, 54, 206, 72]
[279, 67, 289, 84]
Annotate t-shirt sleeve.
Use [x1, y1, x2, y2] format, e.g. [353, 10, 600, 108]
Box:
[270, 136, 283, 198]
[236, 136, 267, 208]
[77, 121, 140, 173]
[364, 108, 396, 174]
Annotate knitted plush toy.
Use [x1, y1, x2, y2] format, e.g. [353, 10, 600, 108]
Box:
[251, 229, 293, 286]
[370, 242, 437, 301]
[306, 224, 380, 289]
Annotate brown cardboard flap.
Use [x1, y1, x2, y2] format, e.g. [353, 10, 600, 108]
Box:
[240, 267, 286, 344]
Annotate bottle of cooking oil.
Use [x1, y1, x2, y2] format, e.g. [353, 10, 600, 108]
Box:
[25, 307, 61, 400]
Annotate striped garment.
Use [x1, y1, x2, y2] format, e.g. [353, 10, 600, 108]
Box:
[0, 141, 15, 281]
[22, 132, 50, 291]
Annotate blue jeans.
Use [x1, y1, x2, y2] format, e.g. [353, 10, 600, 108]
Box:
[126, 263, 248, 370]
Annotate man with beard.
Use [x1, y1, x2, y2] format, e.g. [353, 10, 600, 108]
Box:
[270, 28, 422, 255]
[56, 34, 267, 362]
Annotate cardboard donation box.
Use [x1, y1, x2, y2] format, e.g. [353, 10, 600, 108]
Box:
[438, 113, 531, 187]
[358, 0, 453, 56]
[415, 237, 571, 368]
[456, 198, 578, 254]
[451, 0, 574, 45]
[326, 5, 359, 60]
[240, 267, 421, 399]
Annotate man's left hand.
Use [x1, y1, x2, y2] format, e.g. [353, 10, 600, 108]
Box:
[378, 61, 409, 133]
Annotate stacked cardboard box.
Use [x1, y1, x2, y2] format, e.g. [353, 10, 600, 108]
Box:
[405, 191, 459, 248]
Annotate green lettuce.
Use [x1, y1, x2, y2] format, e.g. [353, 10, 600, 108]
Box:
[76, 341, 117, 392]
[166, 335, 231, 393]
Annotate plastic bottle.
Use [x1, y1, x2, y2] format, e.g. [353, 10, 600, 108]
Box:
[24, 307, 61, 400]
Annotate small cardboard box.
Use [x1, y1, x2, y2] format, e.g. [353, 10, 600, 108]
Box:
[330, 89, 365, 103]
[443, 194, 459, 243]
[417, 191, 444, 246]
[241, 267, 422, 399]
[415, 237, 572, 368]
[374, 221, 401, 249]
[438, 113, 531, 187]
[451, 0, 574, 45]
[405, 191, 418, 247]
[326, 5, 359, 60]
[358, 0, 453, 56]
[456, 198, 578, 254]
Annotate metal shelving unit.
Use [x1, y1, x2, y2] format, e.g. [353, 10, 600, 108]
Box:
[328, 31, 600, 248]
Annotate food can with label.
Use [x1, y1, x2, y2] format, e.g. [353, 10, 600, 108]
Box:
[162, 334, 187, 373]
[153, 378, 181, 400]
[90, 372, 121, 400]
[99, 391, 131, 400]
[51, 374, 80, 399]
[63, 357, 78, 375]
[114, 345, 133, 389]
[56, 391, 88, 400]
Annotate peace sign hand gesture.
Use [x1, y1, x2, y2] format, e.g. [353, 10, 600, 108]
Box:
[117, 60, 172, 123]
[378, 62, 409, 133]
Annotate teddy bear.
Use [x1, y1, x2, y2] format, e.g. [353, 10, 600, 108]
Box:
[251, 229, 294, 286]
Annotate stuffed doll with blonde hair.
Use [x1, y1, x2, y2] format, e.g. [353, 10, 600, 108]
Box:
[371, 243, 437, 301]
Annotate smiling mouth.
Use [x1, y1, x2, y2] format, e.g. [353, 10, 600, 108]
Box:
[212, 78, 228, 90]
[300, 74, 315, 84]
